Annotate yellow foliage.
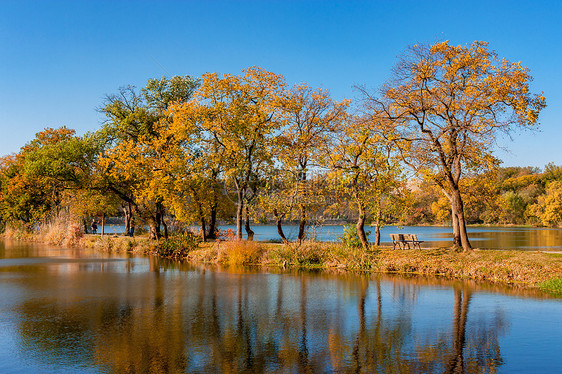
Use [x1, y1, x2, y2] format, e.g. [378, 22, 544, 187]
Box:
[527, 181, 562, 226]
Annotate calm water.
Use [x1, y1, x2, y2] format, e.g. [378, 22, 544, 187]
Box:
[1, 241, 561, 373]
[101, 224, 562, 251]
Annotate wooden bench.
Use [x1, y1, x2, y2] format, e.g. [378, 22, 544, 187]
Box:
[390, 234, 405, 249]
[390, 234, 424, 249]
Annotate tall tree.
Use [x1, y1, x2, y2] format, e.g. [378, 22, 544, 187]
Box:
[163, 102, 232, 241]
[276, 84, 349, 242]
[364, 41, 546, 251]
[326, 116, 403, 250]
[97, 75, 199, 239]
[172, 67, 285, 240]
[0, 127, 78, 224]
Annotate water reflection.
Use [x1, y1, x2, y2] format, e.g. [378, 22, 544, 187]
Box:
[1, 242, 561, 373]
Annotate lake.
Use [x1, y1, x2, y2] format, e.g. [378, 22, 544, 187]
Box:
[1, 240, 561, 373]
[100, 223, 562, 251]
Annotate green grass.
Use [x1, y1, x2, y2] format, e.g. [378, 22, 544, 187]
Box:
[537, 277, 562, 297]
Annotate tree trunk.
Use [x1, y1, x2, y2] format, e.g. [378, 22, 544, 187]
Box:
[451, 188, 472, 251]
[297, 204, 307, 242]
[200, 216, 207, 242]
[101, 213, 105, 236]
[375, 211, 381, 246]
[162, 218, 168, 239]
[207, 200, 218, 240]
[155, 203, 168, 239]
[123, 203, 132, 236]
[245, 205, 254, 241]
[156, 208, 162, 239]
[236, 190, 244, 240]
[440, 184, 465, 249]
[273, 208, 289, 244]
[297, 170, 308, 242]
[356, 209, 369, 251]
[196, 200, 207, 242]
[148, 216, 161, 240]
[451, 204, 461, 247]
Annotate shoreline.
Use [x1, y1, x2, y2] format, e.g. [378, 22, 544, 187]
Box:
[3, 231, 562, 297]
[75, 234, 562, 296]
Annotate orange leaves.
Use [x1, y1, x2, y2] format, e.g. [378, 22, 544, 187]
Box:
[382, 40, 546, 181]
[276, 83, 349, 172]
[22, 127, 76, 154]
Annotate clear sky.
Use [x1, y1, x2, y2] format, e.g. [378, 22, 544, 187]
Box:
[1, 0, 560, 167]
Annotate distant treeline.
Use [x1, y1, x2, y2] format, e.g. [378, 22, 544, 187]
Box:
[0, 41, 551, 251]
[406, 164, 562, 227]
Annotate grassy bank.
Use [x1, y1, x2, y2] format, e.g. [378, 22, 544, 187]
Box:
[179, 240, 562, 289]
[134, 236, 562, 294]
[537, 277, 562, 297]
[3, 222, 562, 296]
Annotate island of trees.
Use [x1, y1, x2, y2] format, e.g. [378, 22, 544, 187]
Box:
[1, 41, 554, 254]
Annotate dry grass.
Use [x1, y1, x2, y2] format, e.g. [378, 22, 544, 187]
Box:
[62, 222, 83, 247]
[216, 240, 266, 266]
[39, 218, 68, 245]
[3, 213, 85, 246]
[3, 222, 34, 240]
[190, 241, 562, 287]
[78, 234, 151, 254]
[371, 248, 562, 285]
[263, 240, 375, 269]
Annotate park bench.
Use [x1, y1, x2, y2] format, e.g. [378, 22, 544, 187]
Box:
[390, 234, 424, 249]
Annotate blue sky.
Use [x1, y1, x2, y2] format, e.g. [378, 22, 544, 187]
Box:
[1, 0, 560, 167]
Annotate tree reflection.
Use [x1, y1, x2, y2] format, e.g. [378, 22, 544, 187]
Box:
[446, 286, 471, 373]
[14, 266, 508, 373]
[412, 284, 505, 373]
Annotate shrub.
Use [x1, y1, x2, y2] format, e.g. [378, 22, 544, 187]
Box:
[218, 240, 265, 265]
[338, 225, 369, 248]
[2, 221, 33, 240]
[266, 241, 329, 268]
[63, 223, 83, 247]
[156, 233, 201, 259]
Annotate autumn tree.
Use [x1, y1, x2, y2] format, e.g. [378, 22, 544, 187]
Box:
[275, 84, 349, 242]
[0, 154, 52, 224]
[0, 127, 78, 225]
[172, 67, 285, 240]
[97, 75, 199, 239]
[159, 123, 231, 241]
[21, 130, 123, 233]
[543, 163, 562, 182]
[326, 116, 403, 250]
[24, 131, 102, 194]
[364, 41, 546, 251]
[527, 180, 562, 227]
